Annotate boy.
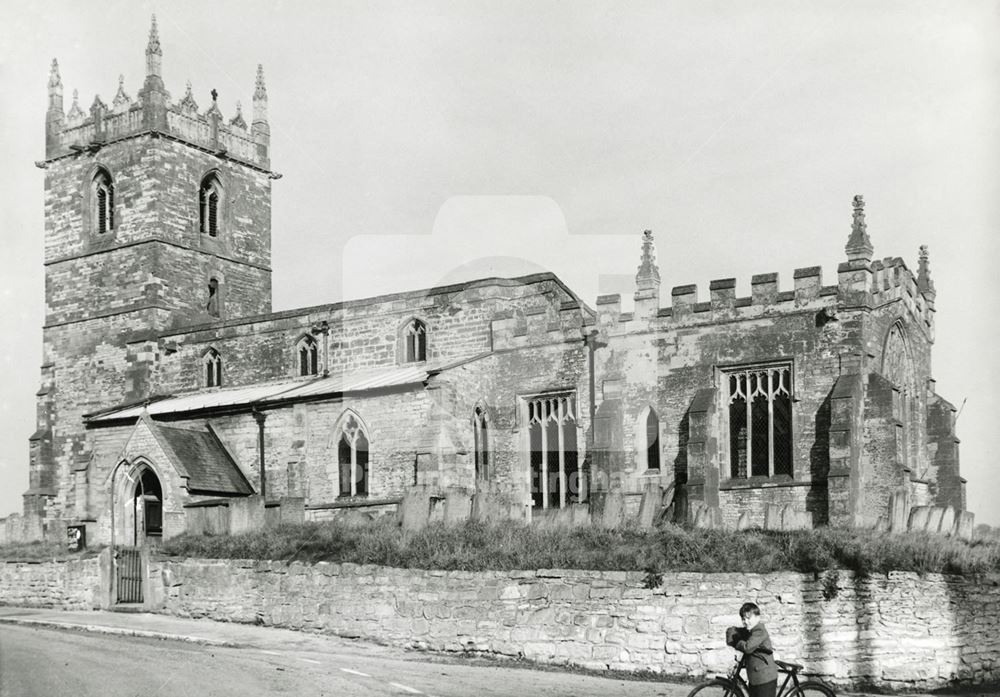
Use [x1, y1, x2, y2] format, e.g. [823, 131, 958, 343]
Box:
[726, 602, 778, 697]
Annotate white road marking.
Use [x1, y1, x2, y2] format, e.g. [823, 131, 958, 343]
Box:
[259, 650, 282, 656]
[340, 668, 371, 677]
[388, 682, 423, 694]
[299, 658, 321, 664]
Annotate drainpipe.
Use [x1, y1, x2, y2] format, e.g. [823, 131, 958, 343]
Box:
[584, 329, 608, 500]
[252, 408, 267, 501]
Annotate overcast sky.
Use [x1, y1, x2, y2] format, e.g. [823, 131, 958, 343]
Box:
[1, 1, 997, 525]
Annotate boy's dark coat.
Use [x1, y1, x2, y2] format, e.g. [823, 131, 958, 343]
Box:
[726, 623, 778, 685]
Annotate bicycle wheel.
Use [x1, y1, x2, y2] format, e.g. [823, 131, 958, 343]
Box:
[789, 680, 837, 697]
[686, 678, 745, 697]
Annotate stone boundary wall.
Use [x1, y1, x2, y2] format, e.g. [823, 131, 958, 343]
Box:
[0, 557, 102, 610]
[148, 559, 1000, 691]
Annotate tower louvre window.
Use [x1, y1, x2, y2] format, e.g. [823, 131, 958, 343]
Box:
[93, 168, 114, 234]
[725, 364, 793, 479]
[199, 174, 221, 237]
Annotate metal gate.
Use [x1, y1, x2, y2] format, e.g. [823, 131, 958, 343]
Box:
[116, 547, 143, 604]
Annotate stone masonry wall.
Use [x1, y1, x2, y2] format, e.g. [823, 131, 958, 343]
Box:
[149, 559, 999, 691]
[0, 557, 102, 610]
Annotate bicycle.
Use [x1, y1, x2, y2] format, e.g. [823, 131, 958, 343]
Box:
[685, 654, 836, 697]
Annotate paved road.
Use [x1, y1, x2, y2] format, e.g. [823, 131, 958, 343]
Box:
[0, 623, 692, 697]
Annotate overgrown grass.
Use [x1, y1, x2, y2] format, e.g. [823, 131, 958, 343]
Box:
[161, 519, 1000, 577]
[0, 540, 100, 561]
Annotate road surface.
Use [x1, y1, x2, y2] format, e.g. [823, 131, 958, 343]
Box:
[0, 623, 693, 697]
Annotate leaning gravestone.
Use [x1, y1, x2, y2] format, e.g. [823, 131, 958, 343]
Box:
[938, 506, 956, 536]
[637, 482, 663, 529]
[888, 487, 910, 533]
[953, 511, 975, 541]
[908, 505, 931, 532]
[926, 506, 944, 534]
[736, 512, 751, 530]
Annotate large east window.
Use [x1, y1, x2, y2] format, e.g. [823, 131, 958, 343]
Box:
[725, 364, 792, 479]
[527, 393, 580, 508]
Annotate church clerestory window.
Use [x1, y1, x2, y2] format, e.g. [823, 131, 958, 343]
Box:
[93, 168, 115, 234]
[203, 348, 223, 388]
[725, 364, 793, 479]
[297, 335, 319, 376]
[402, 319, 427, 363]
[199, 174, 221, 237]
[337, 413, 369, 497]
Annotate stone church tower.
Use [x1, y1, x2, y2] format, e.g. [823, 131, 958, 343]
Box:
[27, 17, 278, 537]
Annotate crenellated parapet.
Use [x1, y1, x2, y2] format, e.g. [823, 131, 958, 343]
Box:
[43, 16, 271, 171]
[599, 197, 936, 338]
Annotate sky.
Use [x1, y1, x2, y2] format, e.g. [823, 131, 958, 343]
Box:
[0, 1, 997, 525]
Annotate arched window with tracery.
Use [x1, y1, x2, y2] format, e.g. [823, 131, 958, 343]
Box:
[297, 335, 319, 376]
[199, 173, 222, 237]
[473, 405, 490, 481]
[881, 321, 919, 472]
[527, 393, 580, 509]
[402, 318, 427, 363]
[337, 413, 369, 497]
[203, 348, 222, 388]
[93, 167, 115, 234]
[726, 364, 793, 479]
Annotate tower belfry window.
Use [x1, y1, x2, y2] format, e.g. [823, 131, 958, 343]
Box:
[199, 174, 221, 237]
[93, 168, 114, 234]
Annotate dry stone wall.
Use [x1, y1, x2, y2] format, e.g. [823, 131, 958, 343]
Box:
[149, 558, 999, 691]
[0, 557, 102, 610]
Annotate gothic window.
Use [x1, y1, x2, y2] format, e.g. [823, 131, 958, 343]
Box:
[199, 174, 221, 237]
[882, 321, 918, 472]
[726, 364, 792, 479]
[297, 335, 319, 376]
[473, 405, 490, 481]
[93, 168, 114, 234]
[206, 278, 221, 317]
[402, 319, 427, 363]
[203, 348, 222, 388]
[527, 393, 580, 509]
[637, 407, 660, 471]
[337, 413, 369, 497]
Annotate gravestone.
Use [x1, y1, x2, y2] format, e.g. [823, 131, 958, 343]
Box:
[888, 487, 910, 533]
[401, 486, 432, 531]
[736, 512, 751, 530]
[926, 506, 944, 534]
[764, 504, 783, 531]
[953, 511, 975, 541]
[637, 482, 663, 529]
[601, 491, 626, 528]
[908, 505, 930, 532]
[443, 491, 472, 524]
[938, 506, 956, 536]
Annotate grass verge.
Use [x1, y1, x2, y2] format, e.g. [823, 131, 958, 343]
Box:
[161, 519, 1000, 576]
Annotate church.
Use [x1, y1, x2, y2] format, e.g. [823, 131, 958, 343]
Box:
[16, 19, 965, 546]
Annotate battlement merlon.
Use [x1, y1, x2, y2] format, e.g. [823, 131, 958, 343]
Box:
[42, 17, 273, 172]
